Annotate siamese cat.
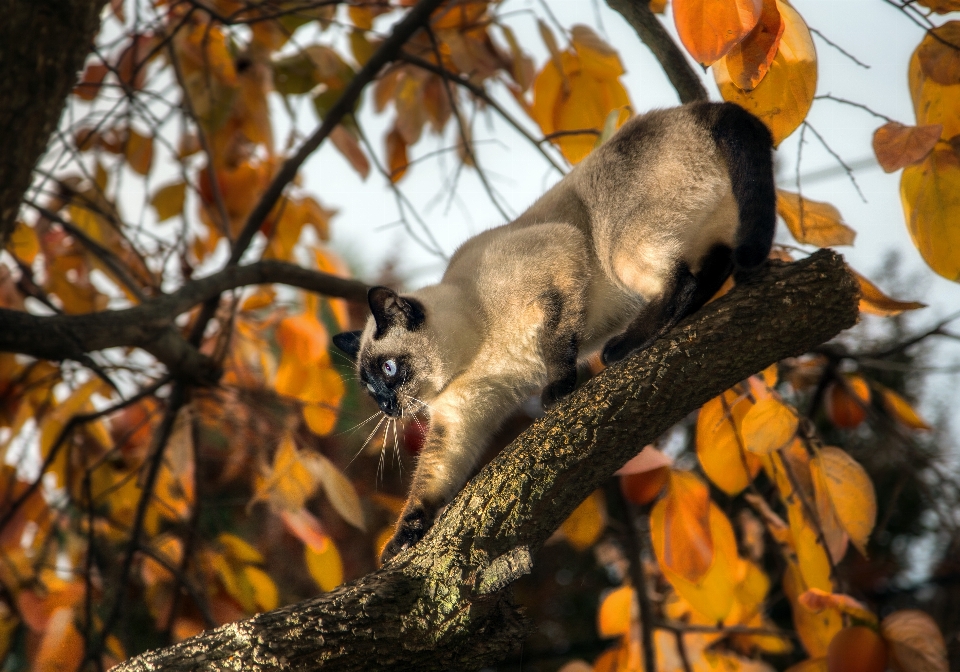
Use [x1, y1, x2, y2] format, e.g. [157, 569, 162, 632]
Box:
[334, 101, 775, 561]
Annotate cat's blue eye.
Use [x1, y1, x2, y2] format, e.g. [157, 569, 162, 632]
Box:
[382, 359, 397, 377]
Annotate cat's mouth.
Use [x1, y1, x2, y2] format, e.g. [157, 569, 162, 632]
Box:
[365, 382, 400, 417]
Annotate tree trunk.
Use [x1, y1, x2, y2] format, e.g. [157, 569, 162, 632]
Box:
[113, 250, 860, 672]
[0, 0, 107, 248]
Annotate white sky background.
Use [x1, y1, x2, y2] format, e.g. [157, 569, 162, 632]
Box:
[289, 0, 960, 430]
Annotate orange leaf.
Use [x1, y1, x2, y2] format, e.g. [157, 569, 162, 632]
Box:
[877, 385, 932, 431]
[280, 508, 329, 552]
[74, 62, 108, 101]
[777, 190, 856, 247]
[597, 585, 634, 638]
[741, 397, 799, 455]
[814, 446, 876, 557]
[305, 539, 344, 592]
[797, 588, 876, 625]
[714, 0, 816, 145]
[880, 610, 949, 672]
[917, 0, 960, 12]
[696, 383, 763, 496]
[386, 128, 409, 182]
[331, 125, 370, 180]
[657, 471, 713, 581]
[7, 220, 39, 264]
[900, 148, 960, 280]
[34, 607, 82, 672]
[851, 267, 927, 316]
[673, 0, 763, 66]
[873, 122, 942, 173]
[124, 128, 154, 175]
[721, 0, 784, 90]
[560, 490, 605, 551]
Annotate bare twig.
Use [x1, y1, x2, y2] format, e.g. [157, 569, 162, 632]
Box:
[809, 27, 871, 69]
[803, 121, 867, 203]
[815, 94, 895, 124]
[605, 0, 708, 104]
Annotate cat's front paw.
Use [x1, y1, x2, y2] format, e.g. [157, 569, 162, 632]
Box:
[380, 507, 430, 563]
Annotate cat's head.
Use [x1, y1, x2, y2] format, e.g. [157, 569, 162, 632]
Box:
[332, 286, 441, 417]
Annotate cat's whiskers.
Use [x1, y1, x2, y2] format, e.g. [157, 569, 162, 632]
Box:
[349, 413, 387, 466]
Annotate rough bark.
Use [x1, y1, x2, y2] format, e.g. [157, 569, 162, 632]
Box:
[0, 0, 108, 249]
[114, 250, 860, 672]
[605, 0, 709, 104]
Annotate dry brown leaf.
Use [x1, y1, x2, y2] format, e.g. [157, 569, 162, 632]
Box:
[815, 446, 876, 557]
[873, 122, 943, 173]
[777, 190, 856, 247]
[880, 610, 949, 672]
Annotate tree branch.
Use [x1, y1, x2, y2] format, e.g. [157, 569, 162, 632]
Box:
[0, 0, 109, 248]
[605, 0, 708, 104]
[113, 250, 859, 672]
[0, 261, 368, 378]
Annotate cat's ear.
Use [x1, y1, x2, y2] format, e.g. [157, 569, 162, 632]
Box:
[332, 330, 363, 360]
[368, 286, 425, 337]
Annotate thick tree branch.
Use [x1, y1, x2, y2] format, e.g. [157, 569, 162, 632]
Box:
[605, 0, 708, 104]
[0, 261, 368, 375]
[114, 250, 859, 672]
[0, 0, 108, 248]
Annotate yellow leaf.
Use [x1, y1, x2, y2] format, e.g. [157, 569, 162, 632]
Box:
[789, 504, 833, 593]
[253, 434, 320, 512]
[876, 384, 931, 430]
[809, 457, 849, 564]
[124, 127, 154, 175]
[917, 22, 960, 86]
[673, 0, 763, 66]
[814, 446, 876, 557]
[851, 267, 927, 316]
[901, 148, 960, 281]
[910, 39, 960, 141]
[218, 532, 263, 564]
[151, 182, 186, 222]
[797, 588, 877, 625]
[784, 564, 842, 657]
[305, 539, 343, 592]
[696, 384, 763, 496]
[872, 122, 942, 173]
[784, 659, 828, 672]
[741, 397, 798, 455]
[653, 500, 740, 622]
[560, 490, 605, 551]
[313, 453, 365, 531]
[597, 585, 634, 638]
[880, 610, 949, 672]
[243, 565, 278, 612]
[777, 190, 856, 247]
[280, 508, 329, 552]
[7, 221, 39, 263]
[714, 0, 816, 145]
[530, 31, 630, 164]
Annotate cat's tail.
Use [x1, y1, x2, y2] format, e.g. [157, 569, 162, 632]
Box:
[693, 101, 776, 270]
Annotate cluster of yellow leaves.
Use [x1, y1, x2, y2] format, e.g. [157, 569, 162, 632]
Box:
[529, 24, 631, 163]
[703, 0, 816, 145]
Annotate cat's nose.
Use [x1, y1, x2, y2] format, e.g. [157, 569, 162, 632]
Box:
[378, 396, 400, 417]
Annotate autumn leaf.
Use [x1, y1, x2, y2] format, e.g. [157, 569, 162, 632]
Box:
[305, 539, 344, 592]
[313, 453, 366, 531]
[813, 446, 876, 557]
[151, 182, 187, 222]
[741, 397, 799, 455]
[7, 220, 39, 264]
[917, 0, 960, 12]
[797, 588, 876, 625]
[530, 25, 630, 163]
[851, 267, 927, 316]
[616, 445, 673, 475]
[597, 585, 634, 638]
[809, 457, 849, 564]
[777, 190, 856, 247]
[673, 0, 762, 66]
[880, 610, 949, 672]
[560, 490, 605, 551]
[696, 382, 764, 495]
[253, 434, 320, 512]
[714, 0, 816, 145]
[873, 122, 942, 173]
[74, 62, 108, 101]
[654, 471, 713, 581]
[784, 564, 842, 657]
[901, 148, 960, 280]
[719, 0, 784, 90]
[386, 127, 409, 182]
[34, 607, 83, 672]
[876, 384, 932, 431]
[918, 22, 960, 86]
[910, 39, 960, 141]
[124, 127, 154, 175]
